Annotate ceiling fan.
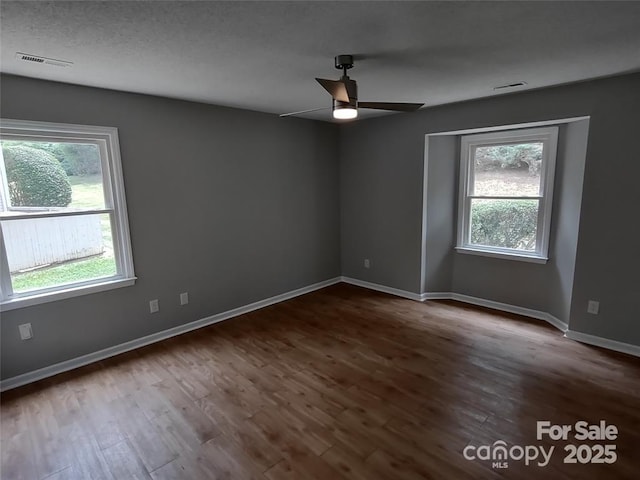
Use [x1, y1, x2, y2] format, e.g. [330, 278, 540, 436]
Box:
[280, 54, 425, 120]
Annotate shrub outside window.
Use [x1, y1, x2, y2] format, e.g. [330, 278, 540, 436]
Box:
[0, 119, 135, 310]
[456, 126, 558, 263]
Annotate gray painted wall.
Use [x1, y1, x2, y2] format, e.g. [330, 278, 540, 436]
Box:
[340, 115, 426, 292]
[340, 73, 640, 346]
[0, 75, 341, 379]
[423, 135, 457, 293]
[546, 120, 589, 321]
[569, 92, 640, 341]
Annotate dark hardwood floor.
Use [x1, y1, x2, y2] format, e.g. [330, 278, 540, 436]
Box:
[1, 283, 639, 479]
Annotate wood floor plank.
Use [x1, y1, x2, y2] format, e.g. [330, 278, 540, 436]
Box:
[2, 284, 639, 479]
[149, 453, 213, 480]
[320, 441, 383, 480]
[212, 416, 284, 471]
[263, 459, 298, 480]
[0, 430, 38, 480]
[198, 434, 268, 480]
[74, 392, 126, 452]
[101, 440, 152, 480]
[61, 422, 114, 480]
[25, 393, 75, 479]
[111, 395, 177, 473]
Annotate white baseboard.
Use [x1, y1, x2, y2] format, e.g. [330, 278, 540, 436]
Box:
[340, 276, 425, 301]
[419, 290, 568, 332]
[447, 293, 568, 332]
[422, 292, 454, 301]
[565, 330, 640, 358]
[360, 283, 638, 358]
[0, 277, 341, 392]
[339, 279, 569, 333]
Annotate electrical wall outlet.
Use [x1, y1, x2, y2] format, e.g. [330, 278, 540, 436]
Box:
[149, 299, 159, 313]
[364, 259, 371, 268]
[19, 323, 33, 340]
[180, 292, 189, 305]
[587, 300, 600, 315]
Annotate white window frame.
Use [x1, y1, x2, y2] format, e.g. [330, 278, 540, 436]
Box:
[456, 126, 558, 263]
[0, 119, 135, 311]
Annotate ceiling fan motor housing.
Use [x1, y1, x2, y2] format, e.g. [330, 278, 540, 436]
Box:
[335, 55, 354, 70]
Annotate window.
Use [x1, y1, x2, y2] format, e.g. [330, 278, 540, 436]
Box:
[456, 126, 558, 263]
[0, 119, 135, 310]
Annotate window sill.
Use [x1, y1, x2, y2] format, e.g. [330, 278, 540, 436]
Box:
[0, 277, 136, 312]
[455, 247, 548, 264]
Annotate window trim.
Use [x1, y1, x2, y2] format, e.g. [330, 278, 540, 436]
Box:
[0, 119, 135, 311]
[456, 126, 558, 263]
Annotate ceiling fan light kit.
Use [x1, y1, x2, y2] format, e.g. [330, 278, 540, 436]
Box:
[280, 54, 424, 120]
[333, 100, 358, 119]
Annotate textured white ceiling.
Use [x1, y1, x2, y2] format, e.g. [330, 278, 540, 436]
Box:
[1, 1, 640, 122]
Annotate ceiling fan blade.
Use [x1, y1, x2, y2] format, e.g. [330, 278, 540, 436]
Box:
[316, 78, 349, 103]
[344, 79, 358, 103]
[358, 102, 424, 112]
[279, 106, 331, 118]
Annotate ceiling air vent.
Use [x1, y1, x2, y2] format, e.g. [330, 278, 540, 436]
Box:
[494, 81, 527, 91]
[16, 52, 73, 68]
